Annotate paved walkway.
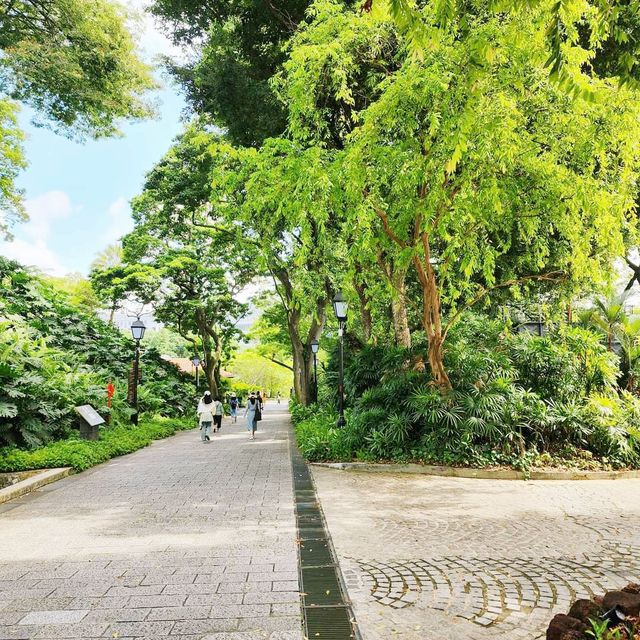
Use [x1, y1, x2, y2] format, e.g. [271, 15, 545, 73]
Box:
[0, 403, 302, 640]
[312, 467, 640, 640]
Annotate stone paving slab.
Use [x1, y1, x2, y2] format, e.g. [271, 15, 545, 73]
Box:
[312, 466, 640, 640]
[0, 404, 302, 640]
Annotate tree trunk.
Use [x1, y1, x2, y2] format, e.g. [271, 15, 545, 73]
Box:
[288, 310, 324, 406]
[195, 307, 219, 397]
[273, 266, 327, 406]
[108, 302, 116, 326]
[391, 269, 411, 348]
[353, 269, 373, 342]
[413, 234, 451, 390]
[376, 252, 411, 348]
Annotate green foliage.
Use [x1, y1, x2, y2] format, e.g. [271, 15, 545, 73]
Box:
[230, 349, 292, 397]
[150, 0, 311, 145]
[0, 416, 192, 472]
[0, 0, 155, 138]
[382, 0, 640, 91]
[143, 328, 191, 358]
[296, 313, 640, 469]
[0, 257, 197, 448]
[0, 317, 104, 448]
[0, 99, 26, 238]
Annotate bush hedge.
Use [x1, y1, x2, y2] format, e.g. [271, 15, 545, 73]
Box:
[0, 417, 193, 472]
[0, 257, 198, 448]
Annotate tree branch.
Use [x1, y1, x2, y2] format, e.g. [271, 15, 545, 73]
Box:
[374, 206, 408, 248]
[267, 356, 294, 372]
[442, 270, 566, 342]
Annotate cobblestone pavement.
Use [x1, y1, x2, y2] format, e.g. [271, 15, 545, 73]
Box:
[312, 467, 640, 640]
[0, 404, 302, 640]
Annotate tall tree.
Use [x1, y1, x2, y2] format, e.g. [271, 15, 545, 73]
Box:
[207, 138, 343, 404]
[340, 4, 640, 387]
[123, 124, 257, 395]
[151, 0, 311, 145]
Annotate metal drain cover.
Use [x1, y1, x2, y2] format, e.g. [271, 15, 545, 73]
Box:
[304, 606, 356, 639]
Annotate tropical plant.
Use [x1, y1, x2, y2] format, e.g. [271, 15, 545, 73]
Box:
[0, 256, 198, 447]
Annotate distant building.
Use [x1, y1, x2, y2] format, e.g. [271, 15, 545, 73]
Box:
[161, 356, 235, 379]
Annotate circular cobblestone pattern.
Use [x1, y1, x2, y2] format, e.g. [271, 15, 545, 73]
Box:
[359, 543, 640, 629]
[312, 468, 640, 640]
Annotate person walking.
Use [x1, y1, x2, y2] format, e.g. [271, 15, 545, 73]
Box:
[244, 392, 258, 440]
[213, 396, 224, 432]
[197, 391, 214, 442]
[256, 391, 264, 412]
[229, 395, 239, 423]
[276, 392, 281, 405]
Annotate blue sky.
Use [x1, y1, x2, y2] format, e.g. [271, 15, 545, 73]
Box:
[0, 1, 187, 276]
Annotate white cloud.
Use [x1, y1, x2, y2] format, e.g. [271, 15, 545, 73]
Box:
[23, 191, 73, 243]
[0, 190, 73, 275]
[0, 238, 69, 276]
[105, 197, 134, 243]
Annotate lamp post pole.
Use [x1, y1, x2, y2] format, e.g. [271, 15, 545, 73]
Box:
[130, 318, 146, 425]
[192, 357, 201, 390]
[310, 339, 319, 404]
[337, 325, 345, 427]
[332, 292, 348, 428]
[132, 340, 141, 425]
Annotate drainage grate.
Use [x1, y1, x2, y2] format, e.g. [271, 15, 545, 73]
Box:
[300, 539, 334, 567]
[305, 606, 357, 639]
[289, 426, 360, 640]
[301, 566, 346, 606]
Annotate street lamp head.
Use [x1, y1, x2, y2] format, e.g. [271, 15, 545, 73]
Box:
[332, 290, 348, 323]
[192, 356, 201, 367]
[310, 339, 320, 354]
[130, 318, 146, 342]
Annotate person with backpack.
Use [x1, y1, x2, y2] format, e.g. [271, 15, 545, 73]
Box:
[244, 392, 259, 440]
[197, 391, 214, 442]
[229, 395, 239, 423]
[212, 396, 224, 432]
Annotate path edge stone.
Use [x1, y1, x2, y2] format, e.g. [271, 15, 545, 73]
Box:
[0, 467, 73, 504]
[311, 462, 640, 481]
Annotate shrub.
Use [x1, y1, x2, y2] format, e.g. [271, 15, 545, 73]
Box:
[0, 257, 198, 447]
[0, 417, 192, 472]
[299, 312, 640, 470]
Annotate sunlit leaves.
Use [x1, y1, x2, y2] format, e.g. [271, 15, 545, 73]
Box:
[0, 0, 155, 139]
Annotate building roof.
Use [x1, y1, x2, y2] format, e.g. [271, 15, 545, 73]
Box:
[161, 356, 235, 378]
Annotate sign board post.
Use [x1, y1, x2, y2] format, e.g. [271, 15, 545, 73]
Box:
[74, 405, 105, 441]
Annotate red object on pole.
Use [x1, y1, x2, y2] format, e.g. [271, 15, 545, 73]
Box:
[107, 381, 115, 408]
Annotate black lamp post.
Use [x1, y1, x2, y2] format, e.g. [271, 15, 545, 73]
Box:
[130, 318, 146, 425]
[191, 356, 201, 389]
[332, 291, 348, 428]
[310, 339, 319, 403]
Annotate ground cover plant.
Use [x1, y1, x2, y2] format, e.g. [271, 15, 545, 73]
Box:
[0, 257, 197, 449]
[0, 417, 193, 472]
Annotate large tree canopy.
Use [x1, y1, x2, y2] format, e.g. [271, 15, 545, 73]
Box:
[0, 0, 155, 237]
[151, 0, 311, 145]
[0, 0, 155, 138]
